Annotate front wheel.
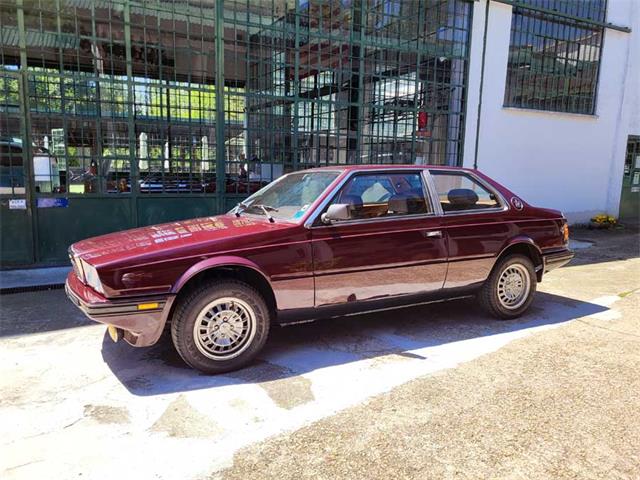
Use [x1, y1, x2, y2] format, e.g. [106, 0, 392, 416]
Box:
[478, 254, 537, 320]
[170, 280, 271, 374]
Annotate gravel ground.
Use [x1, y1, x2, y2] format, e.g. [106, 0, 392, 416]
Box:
[214, 229, 640, 480]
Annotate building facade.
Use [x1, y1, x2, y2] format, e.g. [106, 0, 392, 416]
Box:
[464, 0, 639, 228]
[0, 0, 637, 267]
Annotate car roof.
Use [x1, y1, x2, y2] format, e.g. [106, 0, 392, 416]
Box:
[301, 164, 475, 173]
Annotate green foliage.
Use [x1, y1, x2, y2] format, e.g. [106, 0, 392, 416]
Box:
[1, 67, 245, 122]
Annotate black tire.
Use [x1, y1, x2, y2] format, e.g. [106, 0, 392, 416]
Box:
[478, 254, 537, 320]
[170, 279, 271, 374]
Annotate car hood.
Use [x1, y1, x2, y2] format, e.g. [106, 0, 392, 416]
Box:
[70, 214, 296, 267]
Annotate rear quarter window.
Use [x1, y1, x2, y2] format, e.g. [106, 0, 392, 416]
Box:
[431, 171, 501, 213]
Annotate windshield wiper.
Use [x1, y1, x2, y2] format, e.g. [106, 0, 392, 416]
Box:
[252, 204, 278, 223]
[234, 201, 249, 217]
[235, 202, 278, 222]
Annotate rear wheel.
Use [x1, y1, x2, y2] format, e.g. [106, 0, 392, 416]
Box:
[171, 280, 270, 374]
[478, 254, 536, 320]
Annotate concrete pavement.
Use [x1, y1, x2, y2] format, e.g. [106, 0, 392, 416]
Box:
[0, 229, 638, 479]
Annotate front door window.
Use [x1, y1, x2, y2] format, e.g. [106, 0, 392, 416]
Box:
[328, 171, 432, 221]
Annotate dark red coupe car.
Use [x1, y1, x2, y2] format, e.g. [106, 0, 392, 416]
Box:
[66, 165, 573, 373]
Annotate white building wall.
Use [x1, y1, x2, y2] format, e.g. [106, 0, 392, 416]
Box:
[462, 0, 640, 224]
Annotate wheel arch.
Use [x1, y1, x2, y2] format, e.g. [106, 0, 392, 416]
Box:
[171, 257, 277, 316]
[496, 237, 544, 282]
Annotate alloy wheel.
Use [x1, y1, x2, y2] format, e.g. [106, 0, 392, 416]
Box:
[496, 263, 531, 310]
[193, 297, 257, 360]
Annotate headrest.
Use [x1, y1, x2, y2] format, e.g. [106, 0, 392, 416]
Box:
[340, 194, 363, 210]
[388, 193, 426, 214]
[388, 194, 409, 214]
[447, 188, 478, 207]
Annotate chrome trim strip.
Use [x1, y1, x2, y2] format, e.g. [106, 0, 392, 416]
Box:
[66, 284, 168, 316]
[310, 213, 439, 229]
[277, 294, 475, 326]
[428, 168, 510, 216]
[422, 169, 445, 216]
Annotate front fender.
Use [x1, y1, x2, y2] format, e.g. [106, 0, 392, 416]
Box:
[171, 255, 273, 294]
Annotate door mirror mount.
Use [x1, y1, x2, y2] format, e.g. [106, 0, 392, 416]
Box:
[321, 203, 351, 224]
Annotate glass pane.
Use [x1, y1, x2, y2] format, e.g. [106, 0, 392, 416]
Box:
[333, 171, 430, 219]
[4, 0, 474, 200]
[431, 171, 500, 212]
[504, 1, 605, 114]
[239, 170, 340, 221]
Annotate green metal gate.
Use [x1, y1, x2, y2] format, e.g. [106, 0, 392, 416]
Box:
[0, 69, 34, 265]
[1, 0, 473, 267]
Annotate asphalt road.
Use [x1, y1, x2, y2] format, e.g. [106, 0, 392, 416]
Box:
[1, 228, 638, 480]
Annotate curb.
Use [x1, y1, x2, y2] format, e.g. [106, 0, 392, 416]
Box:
[0, 283, 65, 295]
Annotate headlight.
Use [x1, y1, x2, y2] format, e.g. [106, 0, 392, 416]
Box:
[82, 260, 104, 294]
[69, 252, 85, 282]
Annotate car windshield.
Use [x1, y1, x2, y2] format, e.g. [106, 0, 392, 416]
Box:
[232, 170, 340, 221]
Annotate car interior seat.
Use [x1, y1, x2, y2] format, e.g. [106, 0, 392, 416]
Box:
[446, 188, 479, 211]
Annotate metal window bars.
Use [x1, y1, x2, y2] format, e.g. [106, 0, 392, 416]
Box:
[1, 0, 473, 200]
[503, 0, 607, 114]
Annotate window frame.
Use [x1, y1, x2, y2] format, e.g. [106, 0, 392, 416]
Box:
[502, 4, 605, 116]
[428, 169, 509, 216]
[308, 169, 437, 227]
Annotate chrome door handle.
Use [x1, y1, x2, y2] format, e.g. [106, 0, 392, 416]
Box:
[423, 230, 442, 238]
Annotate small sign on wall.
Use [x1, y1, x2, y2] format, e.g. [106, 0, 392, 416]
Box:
[36, 198, 69, 208]
[8, 199, 27, 210]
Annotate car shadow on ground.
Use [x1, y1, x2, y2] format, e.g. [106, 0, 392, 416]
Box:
[0, 289, 92, 337]
[101, 291, 607, 396]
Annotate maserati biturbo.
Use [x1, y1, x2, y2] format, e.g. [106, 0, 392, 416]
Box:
[66, 165, 573, 373]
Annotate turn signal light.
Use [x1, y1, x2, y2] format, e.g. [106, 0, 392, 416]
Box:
[137, 302, 159, 311]
[562, 223, 570, 243]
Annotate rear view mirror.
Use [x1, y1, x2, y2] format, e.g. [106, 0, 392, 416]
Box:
[321, 203, 351, 224]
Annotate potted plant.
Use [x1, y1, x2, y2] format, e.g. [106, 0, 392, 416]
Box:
[589, 213, 618, 229]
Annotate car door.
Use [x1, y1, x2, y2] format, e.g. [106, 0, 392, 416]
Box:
[310, 170, 447, 307]
[429, 169, 512, 289]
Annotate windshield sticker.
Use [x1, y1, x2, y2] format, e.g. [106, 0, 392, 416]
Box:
[292, 210, 305, 220]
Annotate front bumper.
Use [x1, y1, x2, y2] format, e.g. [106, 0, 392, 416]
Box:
[542, 248, 575, 274]
[65, 271, 175, 347]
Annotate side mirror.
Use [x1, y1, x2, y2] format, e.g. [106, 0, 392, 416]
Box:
[321, 203, 351, 224]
